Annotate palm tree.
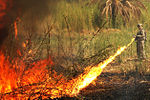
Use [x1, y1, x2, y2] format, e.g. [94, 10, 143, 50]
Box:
[101, 0, 146, 28]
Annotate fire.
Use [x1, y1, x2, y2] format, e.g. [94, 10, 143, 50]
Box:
[14, 21, 18, 39]
[0, 52, 18, 93]
[14, 17, 21, 39]
[68, 46, 126, 96]
[0, 38, 135, 99]
[0, 52, 54, 99]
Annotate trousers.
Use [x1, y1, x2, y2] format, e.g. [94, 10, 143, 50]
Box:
[136, 41, 145, 59]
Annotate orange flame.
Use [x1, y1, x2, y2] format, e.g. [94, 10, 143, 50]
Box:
[14, 21, 18, 39]
[69, 46, 126, 96]
[0, 52, 54, 99]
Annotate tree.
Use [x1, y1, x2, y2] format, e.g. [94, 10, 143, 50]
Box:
[101, 0, 146, 28]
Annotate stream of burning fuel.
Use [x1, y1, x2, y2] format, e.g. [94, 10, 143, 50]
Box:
[0, 38, 135, 99]
[68, 38, 135, 96]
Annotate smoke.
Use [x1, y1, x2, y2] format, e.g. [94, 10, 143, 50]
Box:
[12, 0, 58, 19]
[0, 0, 59, 46]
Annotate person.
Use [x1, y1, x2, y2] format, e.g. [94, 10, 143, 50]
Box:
[135, 24, 147, 60]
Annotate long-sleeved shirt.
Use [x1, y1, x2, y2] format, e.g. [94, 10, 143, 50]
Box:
[135, 30, 146, 41]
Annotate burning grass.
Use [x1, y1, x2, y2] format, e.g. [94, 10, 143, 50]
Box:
[1, 37, 143, 99]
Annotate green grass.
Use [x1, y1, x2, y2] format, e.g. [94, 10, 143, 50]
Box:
[52, 0, 97, 32]
[17, 0, 150, 74]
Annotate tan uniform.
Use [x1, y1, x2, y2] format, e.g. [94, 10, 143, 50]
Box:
[135, 30, 146, 59]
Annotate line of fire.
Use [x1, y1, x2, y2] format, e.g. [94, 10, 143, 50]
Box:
[0, 0, 150, 100]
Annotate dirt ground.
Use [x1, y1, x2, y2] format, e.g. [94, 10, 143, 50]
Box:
[51, 58, 150, 100]
[53, 71, 150, 100]
[79, 72, 150, 100]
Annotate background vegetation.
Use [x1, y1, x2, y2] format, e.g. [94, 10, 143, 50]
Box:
[5, 0, 150, 76]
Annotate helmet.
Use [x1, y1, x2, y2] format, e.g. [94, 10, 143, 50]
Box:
[137, 24, 143, 28]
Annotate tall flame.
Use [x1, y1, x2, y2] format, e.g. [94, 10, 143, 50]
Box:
[14, 21, 18, 39]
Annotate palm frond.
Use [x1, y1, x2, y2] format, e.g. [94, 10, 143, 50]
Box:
[101, 0, 146, 25]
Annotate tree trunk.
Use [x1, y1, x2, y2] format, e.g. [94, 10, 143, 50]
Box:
[122, 0, 127, 4]
[112, 0, 116, 28]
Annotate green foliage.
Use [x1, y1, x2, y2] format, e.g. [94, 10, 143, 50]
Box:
[53, 0, 96, 32]
[101, 0, 147, 28]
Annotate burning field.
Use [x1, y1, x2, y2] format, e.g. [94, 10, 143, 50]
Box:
[0, 34, 149, 99]
[0, 0, 150, 100]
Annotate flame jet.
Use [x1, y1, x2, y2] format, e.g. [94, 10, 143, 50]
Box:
[68, 38, 135, 96]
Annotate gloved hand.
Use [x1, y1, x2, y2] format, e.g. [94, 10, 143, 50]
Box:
[133, 35, 136, 38]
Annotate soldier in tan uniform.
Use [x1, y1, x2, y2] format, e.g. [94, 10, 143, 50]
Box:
[135, 24, 147, 60]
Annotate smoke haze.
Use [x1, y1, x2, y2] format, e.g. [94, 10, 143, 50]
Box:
[0, 0, 59, 45]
